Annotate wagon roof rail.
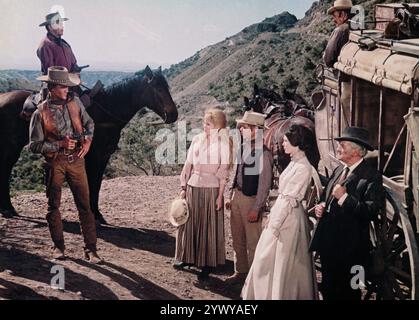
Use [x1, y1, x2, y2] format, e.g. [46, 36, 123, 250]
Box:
[335, 32, 419, 95]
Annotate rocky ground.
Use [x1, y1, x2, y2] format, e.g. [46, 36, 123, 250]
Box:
[0, 176, 243, 300]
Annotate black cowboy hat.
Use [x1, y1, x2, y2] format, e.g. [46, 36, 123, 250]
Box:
[39, 12, 69, 27]
[335, 126, 374, 151]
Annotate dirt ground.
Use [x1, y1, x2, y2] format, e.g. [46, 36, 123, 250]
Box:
[0, 176, 243, 300]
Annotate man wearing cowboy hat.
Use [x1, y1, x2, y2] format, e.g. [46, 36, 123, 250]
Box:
[29, 66, 102, 263]
[310, 127, 384, 300]
[324, 0, 353, 68]
[324, 0, 354, 121]
[225, 111, 273, 284]
[37, 12, 81, 75]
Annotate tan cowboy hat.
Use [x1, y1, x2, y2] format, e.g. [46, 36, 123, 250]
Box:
[236, 111, 266, 128]
[39, 12, 69, 27]
[37, 67, 81, 87]
[168, 198, 189, 227]
[327, 0, 353, 15]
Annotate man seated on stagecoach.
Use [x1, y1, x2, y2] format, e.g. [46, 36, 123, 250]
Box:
[324, 0, 354, 122]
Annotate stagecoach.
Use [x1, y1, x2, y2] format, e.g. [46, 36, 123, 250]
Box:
[313, 3, 419, 300]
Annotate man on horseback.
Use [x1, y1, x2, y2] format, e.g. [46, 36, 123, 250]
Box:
[29, 66, 102, 263]
[22, 12, 83, 121]
[37, 12, 81, 75]
[21, 12, 101, 122]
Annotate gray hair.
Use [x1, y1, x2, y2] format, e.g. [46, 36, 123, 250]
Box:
[348, 141, 367, 158]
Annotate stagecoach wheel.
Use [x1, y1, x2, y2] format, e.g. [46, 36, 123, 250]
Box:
[365, 187, 419, 300]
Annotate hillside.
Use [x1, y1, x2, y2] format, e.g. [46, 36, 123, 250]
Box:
[164, 0, 416, 124]
[0, 70, 133, 93]
[2, 0, 417, 188]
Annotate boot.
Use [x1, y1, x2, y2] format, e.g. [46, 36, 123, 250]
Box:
[52, 247, 66, 260]
[198, 266, 212, 281]
[84, 249, 104, 264]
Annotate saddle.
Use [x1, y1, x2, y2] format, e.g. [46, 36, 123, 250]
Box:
[21, 91, 43, 121]
[20, 80, 104, 121]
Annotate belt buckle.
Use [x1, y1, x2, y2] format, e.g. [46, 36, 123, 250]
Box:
[67, 154, 74, 164]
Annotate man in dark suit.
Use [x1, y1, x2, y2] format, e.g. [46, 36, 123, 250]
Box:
[310, 127, 384, 300]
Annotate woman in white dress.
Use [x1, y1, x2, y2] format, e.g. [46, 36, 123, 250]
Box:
[241, 124, 319, 300]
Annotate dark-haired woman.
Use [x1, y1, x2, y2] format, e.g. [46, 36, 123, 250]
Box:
[241, 125, 320, 300]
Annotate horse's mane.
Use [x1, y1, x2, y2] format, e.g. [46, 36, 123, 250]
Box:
[101, 68, 170, 110]
[135, 69, 170, 91]
[105, 69, 169, 97]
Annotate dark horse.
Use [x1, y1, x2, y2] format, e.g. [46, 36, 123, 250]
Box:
[0, 66, 178, 224]
[244, 84, 319, 172]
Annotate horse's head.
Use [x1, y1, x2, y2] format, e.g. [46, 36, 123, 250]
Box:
[134, 66, 178, 124]
[245, 84, 290, 116]
[243, 96, 253, 112]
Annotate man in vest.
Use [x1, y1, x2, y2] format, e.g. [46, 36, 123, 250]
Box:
[225, 112, 273, 284]
[29, 66, 102, 263]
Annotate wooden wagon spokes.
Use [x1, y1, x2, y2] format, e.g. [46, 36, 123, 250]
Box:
[365, 187, 419, 300]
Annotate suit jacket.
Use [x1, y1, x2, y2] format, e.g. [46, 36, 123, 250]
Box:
[310, 160, 384, 265]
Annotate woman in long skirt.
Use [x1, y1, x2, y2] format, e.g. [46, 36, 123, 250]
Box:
[174, 108, 232, 280]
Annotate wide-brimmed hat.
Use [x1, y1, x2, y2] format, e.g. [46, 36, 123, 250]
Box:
[168, 198, 189, 227]
[327, 0, 353, 15]
[37, 67, 81, 87]
[236, 111, 266, 128]
[39, 12, 69, 27]
[335, 127, 374, 151]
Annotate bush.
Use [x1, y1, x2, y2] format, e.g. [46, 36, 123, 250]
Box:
[11, 148, 44, 191]
[235, 72, 243, 81]
[260, 64, 270, 73]
[277, 64, 284, 73]
[282, 75, 299, 94]
[304, 59, 316, 71]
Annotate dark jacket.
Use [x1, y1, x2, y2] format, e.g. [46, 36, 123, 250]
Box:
[310, 160, 384, 265]
[323, 23, 350, 69]
[37, 33, 79, 75]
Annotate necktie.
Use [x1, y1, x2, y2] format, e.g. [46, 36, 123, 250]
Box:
[337, 167, 350, 185]
[326, 166, 350, 210]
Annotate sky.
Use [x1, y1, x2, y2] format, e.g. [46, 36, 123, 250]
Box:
[0, 0, 315, 71]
